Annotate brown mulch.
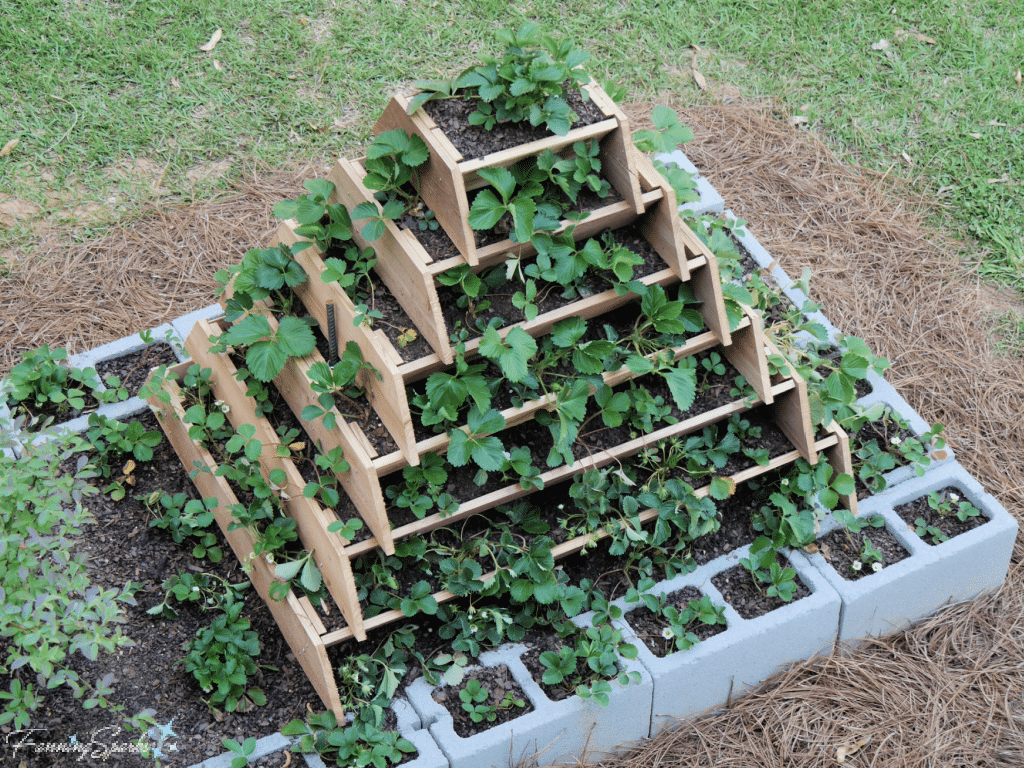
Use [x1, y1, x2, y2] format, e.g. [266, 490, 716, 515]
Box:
[0, 161, 329, 372]
[4, 97, 1024, 767]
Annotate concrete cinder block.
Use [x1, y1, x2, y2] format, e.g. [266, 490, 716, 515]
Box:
[172, 303, 225, 345]
[655, 149, 701, 177]
[852, 391, 955, 493]
[805, 462, 1016, 643]
[408, 618, 653, 768]
[611, 544, 840, 736]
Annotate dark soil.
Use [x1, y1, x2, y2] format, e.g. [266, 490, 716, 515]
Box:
[711, 559, 811, 620]
[95, 342, 180, 398]
[893, 486, 989, 544]
[624, 587, 728, 657]
[421, 87, 606, 160]
[0, 412, 320, 768]
[431, 665, 534, 738]
[518, 627, 623, 704]
[816, 526, 910, 581]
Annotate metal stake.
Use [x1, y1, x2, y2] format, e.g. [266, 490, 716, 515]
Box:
[326, 302, 338, 364]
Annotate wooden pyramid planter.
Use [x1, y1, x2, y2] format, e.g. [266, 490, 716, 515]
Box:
[146, 77, 843, 721]
[373, 82, 642, 266]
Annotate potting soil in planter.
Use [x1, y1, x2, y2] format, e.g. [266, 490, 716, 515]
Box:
[893, 486, 990, 543]
[814, 527, 911, 581]
[711, 559, 812, 619]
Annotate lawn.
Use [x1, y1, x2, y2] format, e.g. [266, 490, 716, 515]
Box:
[2, 0, 1021, 315]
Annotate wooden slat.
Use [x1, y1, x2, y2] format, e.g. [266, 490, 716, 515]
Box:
[825, 421, 858, 514]
[148, 370, 345, 717]
[723, 306, 773, 406]
[765, 337, 817, 463]
[185, 321, 367, 641]
[327, 159, 454, 365]
[374, 95, 477, 264]
[688, 255, 731, 348]
[636, 181, 687, 282]
[279, 223, 420, 466]
[597, 118, 644, 216]
[271, 338, 395, 556]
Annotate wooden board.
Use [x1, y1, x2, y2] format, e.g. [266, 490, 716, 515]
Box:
[825, 421, 859, 514]
[326, 159, 453, 365]
[726, 306, 773, 406]
[184, 321, 367, 640]
[765, 337, 817, 463]
[278, 223, 420, 466]
[273, 346, 395, 556]
[147, 366, 345, 717]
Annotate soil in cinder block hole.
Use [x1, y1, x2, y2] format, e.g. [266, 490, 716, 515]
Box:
[421, 87, 606, 160]
[711, 559, 811, 620]
[893, 486, 990, 544]
[95, 342, 180, 398]
[625, 586, 728, 658]
[431, 664, 534, 738]
[814, 526, 910, 581]
[851, 415, 918, 500]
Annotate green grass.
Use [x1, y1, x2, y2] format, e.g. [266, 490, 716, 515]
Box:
[2, 0, 1021, 309]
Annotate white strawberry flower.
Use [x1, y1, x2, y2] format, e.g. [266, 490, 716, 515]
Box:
[871, 562, 882, 572]
[851, 560, 863, 572]
[661, 627, 674, 640]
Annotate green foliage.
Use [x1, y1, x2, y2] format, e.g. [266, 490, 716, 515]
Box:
[222, 736, 257, 768]
[479, 326, 537, 383]
[180, 601, 266, 712]
[82, 413, 163, 499]
[458, 678, 524, 723]
[740, 538, 798, 602]
[411, 23, 590, 136]
[217, 313, 317, 383]
[145, 492, 224, 563]
[284, 710, 416, 768]
[4, 344, 106, 418]
[928, 489, 981, 523]
[0, 434, 134, 728]
[301, 342, 381, 429]
[147, 570, 249, 620]
[634, 106, 695, 153]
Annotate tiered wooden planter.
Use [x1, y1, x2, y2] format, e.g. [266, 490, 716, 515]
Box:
[373, 82, 643, 267]
[148, 82, 847, 720]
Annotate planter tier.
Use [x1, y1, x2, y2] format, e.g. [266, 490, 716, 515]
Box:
[373, 82, 643, 266]
[274, 210, 731, 462]
[266, 308, 776, 552]
[147, 363, 347, 718]
[175, 337, 369, 643]
[320, 418, 852, 647]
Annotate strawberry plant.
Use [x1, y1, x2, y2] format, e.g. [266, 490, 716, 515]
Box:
[408, 23, 591, 137]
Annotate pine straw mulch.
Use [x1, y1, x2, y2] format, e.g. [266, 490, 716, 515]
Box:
[3, 100, 1024, 766]
[0, 161, 329, 372]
